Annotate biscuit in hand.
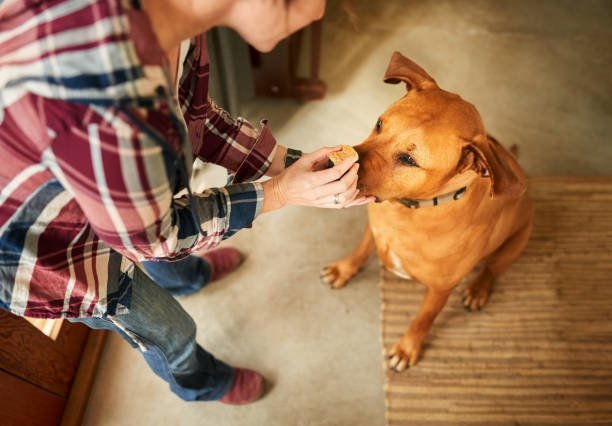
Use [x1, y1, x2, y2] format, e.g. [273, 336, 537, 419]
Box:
[328, 145, 358, 168]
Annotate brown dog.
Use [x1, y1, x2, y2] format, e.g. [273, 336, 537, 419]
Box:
[321, 52, 534, 372]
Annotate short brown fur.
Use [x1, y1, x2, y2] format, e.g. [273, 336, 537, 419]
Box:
[321, 52, 533, 371]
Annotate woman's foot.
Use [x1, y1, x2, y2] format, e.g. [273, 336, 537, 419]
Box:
[219, 368, 266, 405]
[201, 247, 244, 282]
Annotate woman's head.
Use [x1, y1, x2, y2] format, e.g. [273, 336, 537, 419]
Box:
[143, 0, 326, 54]
[223, 0, 326, 52]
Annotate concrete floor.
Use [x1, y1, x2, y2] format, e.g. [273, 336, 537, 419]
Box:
[83, 1, 612, 425]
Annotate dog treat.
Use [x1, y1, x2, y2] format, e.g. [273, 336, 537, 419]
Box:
[328, 145, 358, 166]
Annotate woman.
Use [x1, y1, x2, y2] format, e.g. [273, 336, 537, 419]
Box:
[0, 0, 371, 404]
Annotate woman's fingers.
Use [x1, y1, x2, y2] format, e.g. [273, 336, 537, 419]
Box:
[317, 174, 362, 208]
[299, 146, 342, 168]
[312, 155, 358, 186]
[344, 196, 376, 207]
[316, 163, 359, 200]
[321, 191, 373, 209]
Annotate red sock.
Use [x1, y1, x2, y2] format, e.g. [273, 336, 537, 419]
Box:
[219, 368, 265, 405]
[201, 247, 244, 282]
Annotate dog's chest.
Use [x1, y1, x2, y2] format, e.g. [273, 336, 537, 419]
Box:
[370, 223, 414, 280]
[368, 203, 482, 285]
[385, 246, 412, 280]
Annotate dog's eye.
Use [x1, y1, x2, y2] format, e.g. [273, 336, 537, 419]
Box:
[375, 118, 382, 133]
[398, 153, 417, 167]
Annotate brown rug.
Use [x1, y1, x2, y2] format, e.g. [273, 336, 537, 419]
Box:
[380, 177, 612, 426]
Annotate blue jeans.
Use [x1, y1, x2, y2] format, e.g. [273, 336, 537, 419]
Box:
[141, 255, 212, 296]
[69, 265, 234, 401]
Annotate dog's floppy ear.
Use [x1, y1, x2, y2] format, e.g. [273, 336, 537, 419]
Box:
[458, 135, 526, 198]
[383, 51, 438, 91]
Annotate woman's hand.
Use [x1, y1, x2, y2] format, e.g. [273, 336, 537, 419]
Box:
[261, 146, 375, 213]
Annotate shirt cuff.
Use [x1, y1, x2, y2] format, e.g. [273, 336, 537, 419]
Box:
[233, 120, 277, 183]
[224, 182, 265, 237]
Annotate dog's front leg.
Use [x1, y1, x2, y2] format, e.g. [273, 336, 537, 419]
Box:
[321, 225, 375, 289]
[388, 286, 452, 371]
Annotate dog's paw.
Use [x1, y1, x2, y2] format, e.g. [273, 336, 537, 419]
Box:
[387, 334, 424, 372]
[320, 259, 359, 289]
[462, 279, 492, 311]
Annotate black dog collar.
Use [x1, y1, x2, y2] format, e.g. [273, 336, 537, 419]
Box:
[397, 186, 467, 209]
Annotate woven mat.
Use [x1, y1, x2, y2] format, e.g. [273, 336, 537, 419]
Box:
[380, 178, 612, 426]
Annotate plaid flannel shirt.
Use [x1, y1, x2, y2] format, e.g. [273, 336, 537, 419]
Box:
[0, 0, 286, 318]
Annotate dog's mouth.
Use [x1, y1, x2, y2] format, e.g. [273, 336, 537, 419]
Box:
[360, 186, 391, 204]
[358, 185, 383, 203]
[356, 156, 389, 204]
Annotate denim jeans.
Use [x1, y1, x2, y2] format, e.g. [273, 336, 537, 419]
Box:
[69, 266, 234, 401]
[141, 255, 211, 296]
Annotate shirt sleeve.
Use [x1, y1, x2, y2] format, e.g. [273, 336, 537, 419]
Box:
[43, 98, 263, 262]
[190, 97, 278, 183]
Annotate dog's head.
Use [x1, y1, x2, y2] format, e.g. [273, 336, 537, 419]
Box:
[355, 51, 525, 202]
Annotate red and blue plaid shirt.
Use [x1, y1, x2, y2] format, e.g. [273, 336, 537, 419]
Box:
[0, 0, 281, 318]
